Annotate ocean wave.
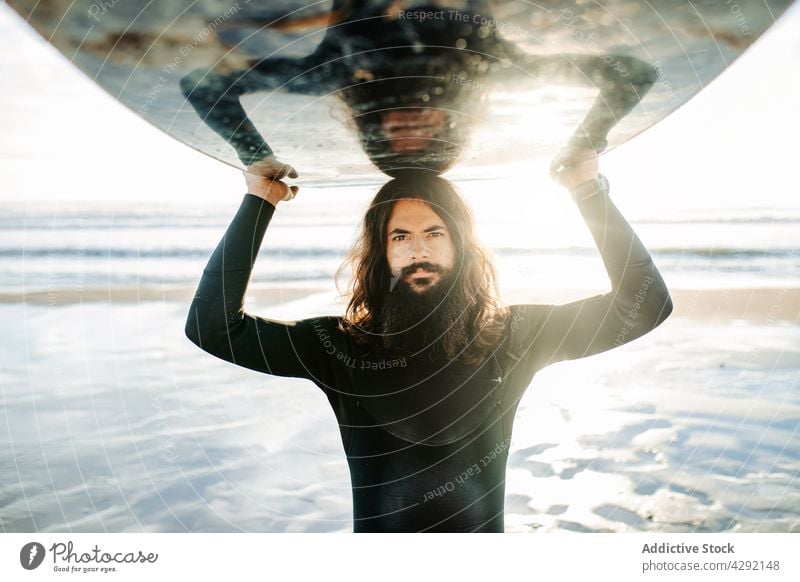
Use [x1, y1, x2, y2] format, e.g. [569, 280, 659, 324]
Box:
[0, 247, 348, 259]
[2, 246, 800, 261]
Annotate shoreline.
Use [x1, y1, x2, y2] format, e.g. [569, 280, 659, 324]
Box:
[0, 285, 329, 306]
[504, 287, 800, 324]
[1, 286, 798, 324]
[668, 287, 799, 324]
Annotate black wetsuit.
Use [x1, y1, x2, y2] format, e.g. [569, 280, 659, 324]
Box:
[184, 183, 673, 533]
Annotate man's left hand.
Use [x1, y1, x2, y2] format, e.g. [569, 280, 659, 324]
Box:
[549, 146, 598, 189]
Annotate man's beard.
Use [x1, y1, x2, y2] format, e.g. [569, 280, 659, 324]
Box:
[377, 263, 473, 361]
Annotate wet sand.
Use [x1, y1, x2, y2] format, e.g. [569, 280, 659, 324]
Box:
[0, 291, 797, 533]
[3, 286, 799, 324]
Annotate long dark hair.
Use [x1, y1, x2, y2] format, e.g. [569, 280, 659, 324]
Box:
[336, 171, 509, 366]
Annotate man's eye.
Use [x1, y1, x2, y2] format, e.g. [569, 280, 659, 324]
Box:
[392, 235, 407, 241]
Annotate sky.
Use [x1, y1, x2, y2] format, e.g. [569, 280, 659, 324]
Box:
[0, 2, 798, 214]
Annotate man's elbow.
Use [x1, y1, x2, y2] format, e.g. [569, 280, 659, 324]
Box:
[637, 264, 673, 327]
[184, 307, 203, 347]
[184, 303, 218, 350]
[615, 281, 673, 340]
[653, 292, 674, 328]
[184, 303, 236, 359]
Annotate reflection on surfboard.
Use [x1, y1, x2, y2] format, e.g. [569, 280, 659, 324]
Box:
[6, 0, 795, 180]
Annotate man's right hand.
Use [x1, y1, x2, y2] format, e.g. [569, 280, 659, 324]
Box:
[243, 171, 298, 207]
[244, 155, 299, 206]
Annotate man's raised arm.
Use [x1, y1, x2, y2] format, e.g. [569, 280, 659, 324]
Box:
[508, 153, 673, 373]
[184, 175, 335, 382]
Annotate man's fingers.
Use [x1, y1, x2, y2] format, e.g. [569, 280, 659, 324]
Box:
[273, 164, 289, 179]
[246, 158, 299, 180]
[549, 145, 598, 188]
[283, 185, 299, 201]
[550, 156, 569, 175]
[549, 155, 573, 181]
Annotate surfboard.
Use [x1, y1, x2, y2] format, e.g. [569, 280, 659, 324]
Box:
[5, 0, 795, 181]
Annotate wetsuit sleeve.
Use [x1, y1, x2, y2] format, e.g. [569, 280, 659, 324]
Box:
[507, 186, 673, 376]
[184, 193, 335, 382]
[180, 57, 336, 166]
[497, 51, 658, 152]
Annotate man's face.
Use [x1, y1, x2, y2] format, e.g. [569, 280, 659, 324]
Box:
[381, 109, 447, 153]
[385, 199, 455, 294]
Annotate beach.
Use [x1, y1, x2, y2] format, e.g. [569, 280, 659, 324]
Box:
[1, 282, 798, 533]
[4, 286, 800, 324]
[492, 287, 800, 326]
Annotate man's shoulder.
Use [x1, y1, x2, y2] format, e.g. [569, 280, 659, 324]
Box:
[505, 303, 552, 321]
[257, 314, 348, 338]
[503, 303, 557, 340]
[293, 314, 364, 344]
[284, 314, 345, 330]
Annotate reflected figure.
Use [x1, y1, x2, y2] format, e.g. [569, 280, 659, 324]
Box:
[8, 0, 791, 174]
[180, 0, 658, 176]
[185, 151, 674, 532]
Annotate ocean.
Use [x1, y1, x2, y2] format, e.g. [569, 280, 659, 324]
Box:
[2, 198, 800, 295]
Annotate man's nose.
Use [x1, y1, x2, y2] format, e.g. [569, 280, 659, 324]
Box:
[408, 236, 430, 259]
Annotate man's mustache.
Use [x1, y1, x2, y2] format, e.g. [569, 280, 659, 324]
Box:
[388, 262, 445, 292]
[401, 262, 442, 277]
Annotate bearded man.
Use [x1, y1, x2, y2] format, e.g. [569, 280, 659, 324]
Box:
[185, 152, 673, 532]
